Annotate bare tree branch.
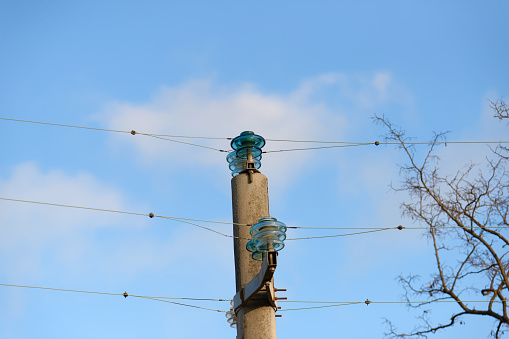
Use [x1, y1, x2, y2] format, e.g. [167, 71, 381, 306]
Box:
[490, 100, 509, 120]
[375, 106, 509, 338]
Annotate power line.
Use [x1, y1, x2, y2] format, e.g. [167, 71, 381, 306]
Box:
[0, 117, 228, 152]
[263, 143, 371, 153]
[0, 197, 399, 241]
[263, 140, 509, 153]
[149, 135, 228, 152]
[3, 117, 508, 153]
[289, 225, 509, 230]
[2, 197, 506, 241]
[0, 197, 249, 239]
[265, 138, 509, 145]
[286, 228, 391, 240]
[278, 299, 504, 311]
[0, 117, 131, 134]
[0, 283, 228, 312]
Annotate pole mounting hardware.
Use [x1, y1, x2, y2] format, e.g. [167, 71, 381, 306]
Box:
[233, 251, 278, 313]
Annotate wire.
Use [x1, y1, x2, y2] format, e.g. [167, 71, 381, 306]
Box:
[139, 296, 226, 312]
[265, 138, 368, 144]
[286, 228, 391, 240]
[278, 299, 504, 311]
[2, 197, 506, 242]
[264, 143, 371, 153]
[265, 137, 509, 145]
[0, 117, 131, 134]
[289, 225, 509, 230]
[0, 197, 394, 241]
[263, 140, 509, 153]
[0, 283, 228, 312]
[0, 197, 251, 240]
[4, 117, 508, 152]
[0, 117, 227, 153]
[148, 135, 228, 152]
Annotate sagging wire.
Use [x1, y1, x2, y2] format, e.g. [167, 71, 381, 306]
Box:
[3, 117, 508, 154]
[0, 283, 229, 313]
[0, 117, 229, 153]
[2, 197, 506, 241]
[278, 299, 504, 311]
[0, 197, 250, 240]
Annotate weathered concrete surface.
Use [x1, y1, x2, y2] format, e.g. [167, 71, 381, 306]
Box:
[232, 172, 277, 339]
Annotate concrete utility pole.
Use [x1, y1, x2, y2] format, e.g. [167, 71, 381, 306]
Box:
[231, 170, 277, 339]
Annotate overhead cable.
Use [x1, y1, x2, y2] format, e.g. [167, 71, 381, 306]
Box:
[2, 117, 507, 153]
[0, 197, 249, 239]
[279, 299, 503, 311]
[286, 228, 391, 240]
[2, 198, 506, 241]
[0, 283, 228, 312]
[0, 117, 228, 152]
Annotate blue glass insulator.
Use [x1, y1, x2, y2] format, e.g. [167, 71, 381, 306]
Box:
[246, 216, 287, 260]
[235, 146, 263, 160]
[227, 131, 265, 176]
[252, 231, 286, 252]
[230, 131, 265, 151]
[249, 216, 287, 236]
[246, 240, 265, 260]
[227, 152, 261, 177]
[251, 251, 263, 261]
[246, 239, 257, 252]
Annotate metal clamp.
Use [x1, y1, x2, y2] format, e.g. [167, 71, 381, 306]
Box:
[233, 251, 278, 312]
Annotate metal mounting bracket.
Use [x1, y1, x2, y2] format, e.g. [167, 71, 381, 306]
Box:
[233, 251, 278, 313]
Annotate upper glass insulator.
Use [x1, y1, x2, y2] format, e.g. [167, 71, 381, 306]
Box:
[230, 131, 266, 151]
[235, 146, 263, 160]
[227, 131, 265, 177]
[227, 152, 261, 177]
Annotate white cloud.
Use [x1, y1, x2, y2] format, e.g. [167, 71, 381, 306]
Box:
[0, 162, 235, 282]
[94, 72, 415, 192]
[95, 78, 346, 190]
[0, 163, 143, 279]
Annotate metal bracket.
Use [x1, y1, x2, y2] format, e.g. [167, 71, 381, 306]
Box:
[233, 251, 278, 313]
[239, 167, 260, 183]
[239, 148, 261, 183]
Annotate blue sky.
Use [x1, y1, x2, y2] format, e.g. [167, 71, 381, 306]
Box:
[1, 1, 508, 338]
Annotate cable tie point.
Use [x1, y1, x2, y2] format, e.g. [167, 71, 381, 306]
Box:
[123, 291, 128, 298]
[148, 213, 154, 218]
[131, 130, 136, 135]
[397, 225, 404, 230]
[365, 299, 371, 305]
[374, 141, 380, 146]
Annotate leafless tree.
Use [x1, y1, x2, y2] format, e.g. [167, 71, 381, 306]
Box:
[491, 100, 509, 120]
[375, 101, 509, 338]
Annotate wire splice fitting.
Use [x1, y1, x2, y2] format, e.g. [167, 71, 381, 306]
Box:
[123, 291, 128, 298]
